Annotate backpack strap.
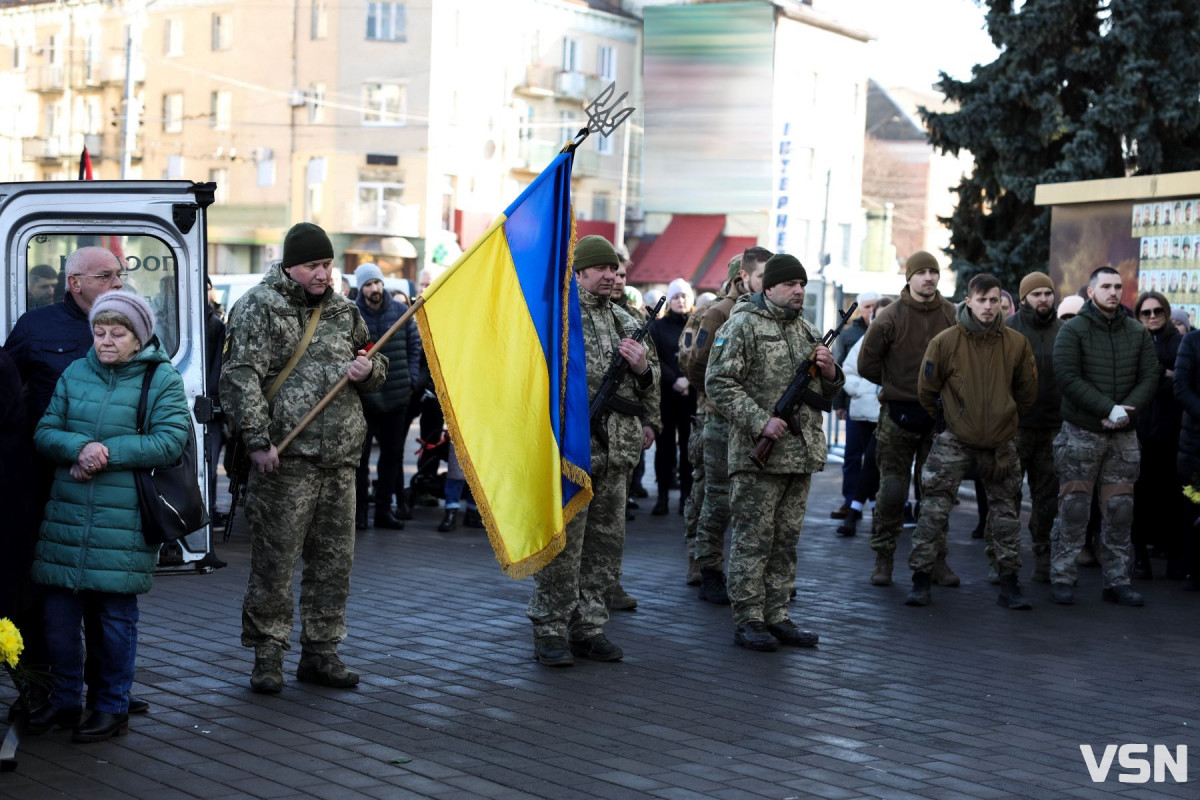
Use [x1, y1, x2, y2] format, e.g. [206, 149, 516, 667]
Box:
[266, 304, 323, 402]
[136, 362, 163, 434]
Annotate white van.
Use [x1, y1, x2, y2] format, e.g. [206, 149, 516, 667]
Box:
[1, 180, 216, 573]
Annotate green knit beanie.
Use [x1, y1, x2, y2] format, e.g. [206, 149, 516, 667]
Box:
[762, 253, 806, 291]
[905, 250, 939, 280]
[282, 222, 334, 268]
[574, 235, 619, 271]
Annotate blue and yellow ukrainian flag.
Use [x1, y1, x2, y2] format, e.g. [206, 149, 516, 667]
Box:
[416, 152, 592, 578]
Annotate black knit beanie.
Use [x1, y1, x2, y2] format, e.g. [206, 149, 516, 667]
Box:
[282, 222, 334, 268]
[762, 254, 807, 291]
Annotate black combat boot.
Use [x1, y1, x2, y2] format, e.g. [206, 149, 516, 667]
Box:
[734, 621, 778, 652]
[1101, 584, 1145, 606]
[375, 505, 405, 530]
[905, 572, 932, 606]
[437, 508, 458, 532]
[651, 489, 669, 516]
[533, 635, 574, 667]
[836, 508, 861, 537]
[698, 569, 730, 605]
[766, 619, 819, 647]
[997, 571, 1032, 610]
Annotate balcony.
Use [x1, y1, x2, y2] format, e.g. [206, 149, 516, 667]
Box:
[23, 137, 69, 161]
[352, 202, 421, 237]
[557, 71, 587, 100]
[515, 139, 600, 178]
[102, 54, 145, 85]
[518, 64, 558, 96]
[27, 64, 65, 93]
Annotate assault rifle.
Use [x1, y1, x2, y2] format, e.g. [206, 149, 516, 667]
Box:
[589, 295, 666, 444]
[223, 435, 250, 543]
[748, 301, 857, 470]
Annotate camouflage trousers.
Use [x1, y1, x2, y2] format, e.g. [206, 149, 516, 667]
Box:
[528, 463, 631, 640]
[985, 427, 1058, 564]
[683, 409, 706, 548]
[728, 472, 811, 625]
[910, 432, 1022, 574]
[694, 411, 733, 571]
[1049, 422, 1138, 588]
[242, 459, 356, 652]
[869, 411, 934, 556]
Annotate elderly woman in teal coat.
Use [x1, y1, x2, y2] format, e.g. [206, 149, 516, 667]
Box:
[27, 291, 190, 743]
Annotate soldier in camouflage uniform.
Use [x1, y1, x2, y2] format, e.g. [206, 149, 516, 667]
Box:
[220, 223, 388, 693]
[857, 252, 958, 587]
[527, 235, 660, 667]
[1048, 266, 1157, 606]
[904, 274, 1038, 609]
[680, 248, 770, 603]
[706, 254, 842, 652]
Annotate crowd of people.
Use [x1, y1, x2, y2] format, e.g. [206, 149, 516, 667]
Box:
[5, 223, 1200, 744]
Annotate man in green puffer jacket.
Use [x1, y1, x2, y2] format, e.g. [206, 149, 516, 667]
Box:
[1049, 266, 1157, 607]
[904, 274, 1038, 610]
[221, 223, 387, 693]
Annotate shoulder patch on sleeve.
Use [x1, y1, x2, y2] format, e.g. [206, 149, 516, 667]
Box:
[696, 329, 709, 349]
[924, 359, 934, 379]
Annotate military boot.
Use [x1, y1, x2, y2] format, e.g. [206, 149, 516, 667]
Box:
[296, 651, 360, 688]
[534, 635, 574, 666]
[931, 557, 960, 587]
[1031, 552, 1051, 583]
[698, 569, 731, 605]
[870, 552, 893, 586]
[997, 571, 1032, 610]
[437, 508, 458, 532]
[734, 621, 778, 652]
[1101, 585, 1145, 607]
[905, 572, 932, 606]
[836, 508, 861, 537]
[686, 554, 702, 586]
[1051, 582, 1075, 605]
[607, 583, 637, 611]
[569, 633, 623, 662]
[250, 645, 284, 694]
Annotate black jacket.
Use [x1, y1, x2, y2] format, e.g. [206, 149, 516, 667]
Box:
[1174, 330, 1200, 479]
[356, 293, 421, 414]
[4, 293, 93, 429]
[1006, 303, 1063, 429]
[1137, 325, 1182, 442]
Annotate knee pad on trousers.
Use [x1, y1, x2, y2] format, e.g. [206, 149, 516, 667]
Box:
[1105, 496, 1134, 528]
[878, 478, 908, 508]
[1061, 493, 1092, 527]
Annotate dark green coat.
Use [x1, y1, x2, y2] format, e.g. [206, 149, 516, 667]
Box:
[1054, 301, 1157, 432]
[1006, 303, 1063, 429]
[32, 343, 190, 595]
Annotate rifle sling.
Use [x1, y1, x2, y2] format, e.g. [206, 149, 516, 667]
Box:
[266, 304, 324, 403]
[606, 395, 646, 417]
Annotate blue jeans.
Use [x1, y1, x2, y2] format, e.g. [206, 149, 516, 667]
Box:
[43, 587, 138, 714]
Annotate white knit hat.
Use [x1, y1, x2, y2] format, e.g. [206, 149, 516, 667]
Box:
[667, 278, 693, 302]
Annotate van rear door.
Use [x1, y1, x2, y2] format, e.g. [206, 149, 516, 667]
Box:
[0, 180, 216, 573]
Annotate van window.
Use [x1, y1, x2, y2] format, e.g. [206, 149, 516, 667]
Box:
[25, 234, 181, 355]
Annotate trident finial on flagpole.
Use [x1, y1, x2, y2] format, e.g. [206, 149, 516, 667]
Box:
[561, 82, 635, 153]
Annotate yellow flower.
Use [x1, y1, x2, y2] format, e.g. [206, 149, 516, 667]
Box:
[0, 617, 23, 669]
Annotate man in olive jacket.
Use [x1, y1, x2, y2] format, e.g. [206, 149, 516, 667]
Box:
[1004, 271, 1063, 582]
[221, 223, 387, 693]
[857, 251, 958, 587]
[905, 274, 1038, 609]
[1049, 266, 1157, 606]
[707, 254, 843, 652]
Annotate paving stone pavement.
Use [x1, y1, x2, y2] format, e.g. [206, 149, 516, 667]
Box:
[3, 463, 1198, 799]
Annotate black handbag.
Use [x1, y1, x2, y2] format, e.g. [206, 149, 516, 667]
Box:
[134, 363, 209, 545]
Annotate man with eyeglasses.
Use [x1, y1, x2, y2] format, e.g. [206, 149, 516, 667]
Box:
[1001, 272, 1064, 584]
[1049, 266, 1157, 607]
[4, 245, 152, 717]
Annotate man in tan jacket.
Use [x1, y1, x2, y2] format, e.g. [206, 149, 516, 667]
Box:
[905, 273, 1038, 609]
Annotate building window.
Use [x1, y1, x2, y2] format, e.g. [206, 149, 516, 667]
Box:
[209, 168, 228, 204]
[212, 13, 232, 51]
[210, 91, 231, 130]
[166, 154, 185, 179]
[597, 44, 616, 82]
[257, 149, 275, 187]
[163, 93, 183, 133]
[562, 37, 580, 72]
[592, 194, 610, 222]
[362, 82, 406, 126]
[12, 41, 25, 71]
[559, 111, 579, 146]
[366, 2, 406, 42]
[356, 181, 406, 230]
[164, 18, 183, 57]
[308, 83, 325, 123]
[311, 1, 328, 39]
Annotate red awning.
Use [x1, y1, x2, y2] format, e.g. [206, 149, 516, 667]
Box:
[626, 214, 725, 285]
[576, 220, 617, 242]
[694, 236, 757, 291]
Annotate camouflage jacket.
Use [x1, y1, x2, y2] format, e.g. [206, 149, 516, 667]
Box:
[219, 264, 388, 468]
[706, 292, 844, 476]
[681, 287, 739, 411]
[580, 285, 661, 474]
